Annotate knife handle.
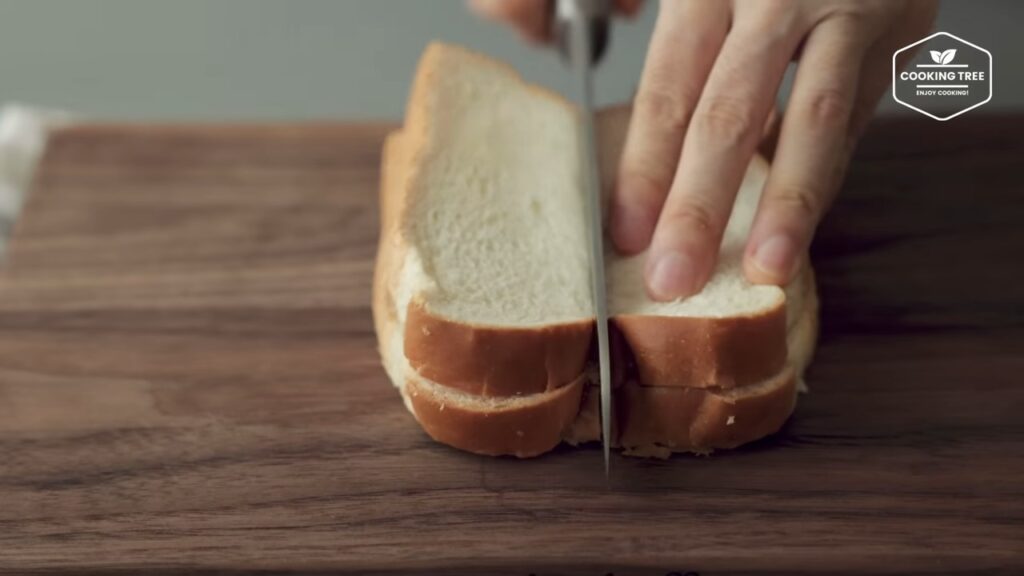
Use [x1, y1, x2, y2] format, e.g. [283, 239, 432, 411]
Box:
[553, 0, 612, 65]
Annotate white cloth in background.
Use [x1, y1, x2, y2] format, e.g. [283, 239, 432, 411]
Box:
[0, 104, 72, 255]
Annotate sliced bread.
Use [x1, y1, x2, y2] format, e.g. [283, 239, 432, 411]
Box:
[372, 43, 819, 458]
[566, 288, 818, 457]
[596, 106, 795, 390]
[389, 43, 594, 399]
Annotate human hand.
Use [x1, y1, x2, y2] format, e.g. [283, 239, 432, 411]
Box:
[612, 0, 937, 299]
[470, 0, 938, 301]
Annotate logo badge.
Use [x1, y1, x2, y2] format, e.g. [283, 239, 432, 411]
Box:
[893, 32, 992, 121]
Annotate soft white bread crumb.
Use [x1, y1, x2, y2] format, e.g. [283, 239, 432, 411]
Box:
[404, 44, 591, 326]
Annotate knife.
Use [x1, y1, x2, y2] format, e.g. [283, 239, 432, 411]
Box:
[555, 0, 613, 475]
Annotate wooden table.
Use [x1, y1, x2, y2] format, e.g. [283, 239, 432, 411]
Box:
[0, 117, 1021, 575]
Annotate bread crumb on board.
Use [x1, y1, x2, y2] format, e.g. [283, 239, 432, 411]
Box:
[622, 445, 672, 459]
[622, 444, 717, 459]
[726, 415, 735, 426]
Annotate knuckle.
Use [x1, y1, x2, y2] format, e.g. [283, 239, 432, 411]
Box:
[665, 199, 725, 236]
[634, 84, 693, 134]
[693, 97, 760, 148]
[803, 88, 854, 129]
[741, 0, 801, 42]
[618, 168, 670, 207]
[825, 7, 878, 29]
[771, 184, 825, 221]
[755, 0, 799, 24]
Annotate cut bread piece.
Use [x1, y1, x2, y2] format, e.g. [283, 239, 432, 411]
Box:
[596, 106, 788, 390]
[565, 280, 817, 457]
[406, 371, 586, 458]
[395, 42, 594, 398]
[373, 128, 587, 457]
[616, 286, 818, 458]
[377, 277, 585, 458]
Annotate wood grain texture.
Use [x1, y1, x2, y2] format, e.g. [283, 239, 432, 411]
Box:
[0, 117, 1022, 576]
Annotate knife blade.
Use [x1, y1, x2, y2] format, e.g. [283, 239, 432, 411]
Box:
[557, 0, 613, 476]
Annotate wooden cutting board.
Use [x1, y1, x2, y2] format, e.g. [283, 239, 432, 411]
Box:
[0, 117, 1021, 575]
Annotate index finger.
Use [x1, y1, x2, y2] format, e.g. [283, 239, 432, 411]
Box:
[611, 0, 728, 255]
[644, 7, 804, 300]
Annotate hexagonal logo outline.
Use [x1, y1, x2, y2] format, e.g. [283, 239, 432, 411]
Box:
[892, 31, 992, 121]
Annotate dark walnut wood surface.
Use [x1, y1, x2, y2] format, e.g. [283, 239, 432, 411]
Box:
[0, 117, 1021, 575]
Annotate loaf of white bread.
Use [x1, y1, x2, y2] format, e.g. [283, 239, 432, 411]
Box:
[373, 43, 818, 458]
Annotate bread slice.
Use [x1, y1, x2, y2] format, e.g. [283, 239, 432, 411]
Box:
[390, 43, 594, 399]
[596, 106, 791, 390]
[622, 277, 818, 458]
[378, 290, 586, 458]
[377, 262, 815, 458]
[565, 288, 818, 458]
[374, 131, 587, 457]
[372, 43, 820, 458]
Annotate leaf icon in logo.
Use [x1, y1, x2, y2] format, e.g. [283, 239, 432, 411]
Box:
[930, 50, 944, 64]
[941, 49, 957, 65]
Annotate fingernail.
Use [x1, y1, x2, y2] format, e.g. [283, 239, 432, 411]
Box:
[611, 200, 653, 254]
[647, 251, 697, 301]
[752, 235, 798, 281]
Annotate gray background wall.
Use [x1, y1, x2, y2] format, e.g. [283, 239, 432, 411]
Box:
[0, 0, 1020, 120]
